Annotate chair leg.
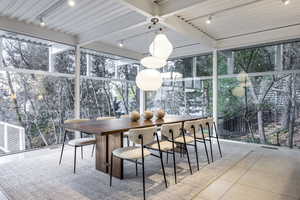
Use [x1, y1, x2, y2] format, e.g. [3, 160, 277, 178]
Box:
[110, 152, 113, 187]
[74, 147, 77, 174]
[166, 151, 169, 164]
[159, 151, 168, 188]
[194, 140, 200, 171]
[81, 146, 83, 159]
[214, 122, 223, 158]
[207, 124, 214, 162]
[172, 142, 177, 184]
[91, 144, 95, 157]
[184, 142, 192, 175]
[203, 139, 210, 164]
[142, 152, 146, 200]
[135, 160, 138, 176]
[59, 130, 67, 165]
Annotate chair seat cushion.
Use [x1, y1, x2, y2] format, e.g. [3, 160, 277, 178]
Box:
[174, 136, 194, 143]
[148, 140, 173, 151]
[68, 138, 96, 146]
[113, 146, 151, 160]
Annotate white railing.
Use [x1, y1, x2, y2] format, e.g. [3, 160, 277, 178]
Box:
[0, 121, 25, 153]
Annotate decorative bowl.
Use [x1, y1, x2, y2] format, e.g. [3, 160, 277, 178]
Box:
[130, 111, 140, 122]
[155, 109, 165, 119]
[143, 110, 153, 120]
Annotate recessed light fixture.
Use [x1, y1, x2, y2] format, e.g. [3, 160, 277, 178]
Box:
[282, 0, 290, 5]
[206, 15, 212, 24]
[40, 18, 46, 27]
[68, 0, 76, 7]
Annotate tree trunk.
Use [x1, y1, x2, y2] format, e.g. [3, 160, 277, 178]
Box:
[257, 110, 266, 144]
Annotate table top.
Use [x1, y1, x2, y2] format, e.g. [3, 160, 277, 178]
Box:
[63, 115, 205, 135]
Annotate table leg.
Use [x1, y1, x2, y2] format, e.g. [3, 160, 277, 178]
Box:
[95, 133, 124, 179]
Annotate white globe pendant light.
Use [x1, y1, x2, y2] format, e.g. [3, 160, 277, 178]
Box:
[149, 33, 173, 59]
[140, 56, 166, 69]
[136, 69, 162, 91]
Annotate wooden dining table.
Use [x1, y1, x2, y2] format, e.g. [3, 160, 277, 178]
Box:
[63, 115, 204, 179]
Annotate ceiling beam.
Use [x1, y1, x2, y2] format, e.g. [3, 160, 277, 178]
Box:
[115, 0, 216, 49]
[82, 41, 144, 60]
[159, 0, 208, 18]
[114, 0, 157, 17]
[217, 24, 300, 50]
[0, 16, 77, 45]
[161, 16, 216, 48]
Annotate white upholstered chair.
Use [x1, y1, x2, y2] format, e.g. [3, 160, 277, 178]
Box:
[59, 119, 95, 173]
[109, 126, 167, 200]
[197, 118, 222, 162]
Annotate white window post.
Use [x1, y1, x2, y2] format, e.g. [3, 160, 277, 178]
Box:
[74, 45, 81, 138]
[213, 50, 218, 136]
[48, 46, 54, 72]
[0, 36, 3, 68]
[86, 53, 91, 76]
[138, 65, 145, 114]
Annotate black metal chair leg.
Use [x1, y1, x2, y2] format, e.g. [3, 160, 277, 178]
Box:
[110, 152, 113, 187]
[74, 147, 77, 174]
[166, 151, 169, 164]
[207, 123, 214, 162]
[184, 142, 192, 175]
[81, 146, 83, 159]
[141, 149, 146, 200]
[91, 144, 95, 157]
[135, 160, 138, 176]
[159, 152, 168, 188]
[171, 141, 177, 184]
[200, 125, 210, 164]
[213, 122, 223, 158]
[59, 130, 67, 165]
[194, 140, 199, 171]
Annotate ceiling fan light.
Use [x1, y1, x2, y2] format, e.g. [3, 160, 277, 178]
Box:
[149, 33, 173, 59]
[136, 69, 162, 91]
[140, 56, 166, 69]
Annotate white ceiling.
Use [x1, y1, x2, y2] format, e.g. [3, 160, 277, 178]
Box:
[0, 0, 299, 60]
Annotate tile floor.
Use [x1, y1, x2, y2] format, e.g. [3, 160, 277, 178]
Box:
[0, 140, 299, 200]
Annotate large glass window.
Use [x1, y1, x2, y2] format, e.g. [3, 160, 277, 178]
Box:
[218, 41, 300, 148]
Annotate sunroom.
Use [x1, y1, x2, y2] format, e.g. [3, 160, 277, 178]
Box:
[0, 0, 299, 200]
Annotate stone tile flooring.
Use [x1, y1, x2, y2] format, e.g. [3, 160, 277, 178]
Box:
[0, 140, 299, 200]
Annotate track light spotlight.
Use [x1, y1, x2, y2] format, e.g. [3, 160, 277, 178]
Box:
[68, 0, 76, 7]
[118, 40, 124, 48]
[282, 0, 290, 5]
[40, 18, 46, 27]
[206, 15, 212, 24]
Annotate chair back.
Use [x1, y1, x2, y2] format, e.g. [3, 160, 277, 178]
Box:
[161, 122, 182, 139]
[96, 116, 115, 120]
[184, 120, 199, 135]
[206, 117, 214, 125]
[128, 126, 156, 145]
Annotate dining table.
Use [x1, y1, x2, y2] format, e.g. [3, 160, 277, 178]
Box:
[63, 115, 204, 179]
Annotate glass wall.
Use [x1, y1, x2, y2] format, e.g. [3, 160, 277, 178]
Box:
[0, 32, 139, 155]
[218, 42, 300, 148]
[146, 54, 213, 117]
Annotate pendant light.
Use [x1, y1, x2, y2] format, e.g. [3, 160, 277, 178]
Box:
[149, 33, 173, 59]
[136, 69, 162, 91]
[140, 56, 166, 69]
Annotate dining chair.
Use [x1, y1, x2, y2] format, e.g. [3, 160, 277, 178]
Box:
[184, 120, 210, 168]
[109, 126, 167, 200]
[59, 118, 95, 174]
[200, 118, 222, 162]
[146, 122, 193, 184]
